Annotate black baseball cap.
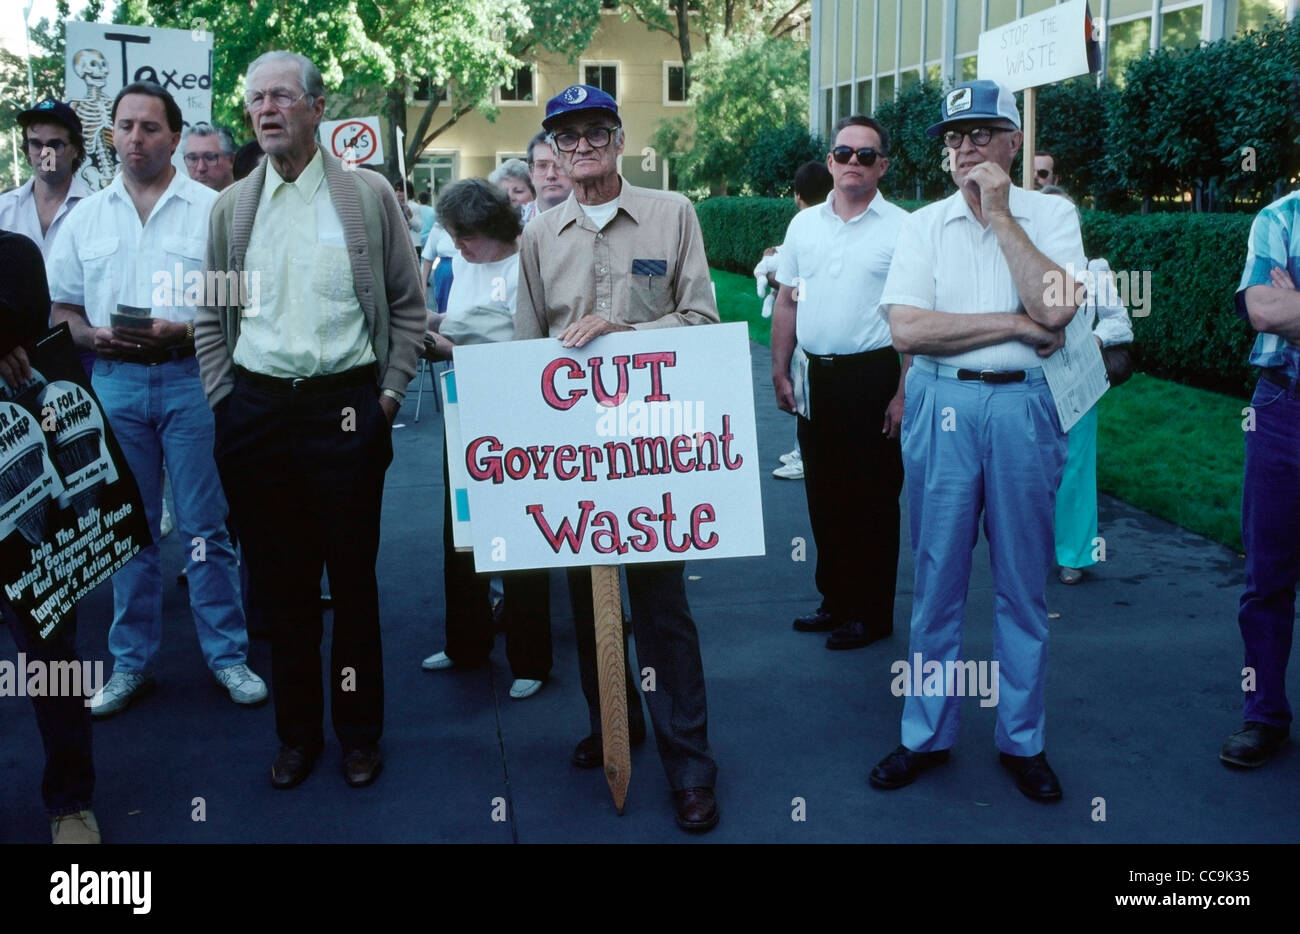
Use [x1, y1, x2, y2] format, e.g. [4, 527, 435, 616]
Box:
[17, 98, 84, 137]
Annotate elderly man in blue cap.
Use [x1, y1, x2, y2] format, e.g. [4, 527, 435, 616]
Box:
[514, 84, 721, 832]
[870, 80, 1085, 801]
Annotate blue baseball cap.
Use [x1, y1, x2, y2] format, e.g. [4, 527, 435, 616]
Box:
[542, 84, 620, 131]
[926, 80, 1020, 138]
[17, 97, 83, 138]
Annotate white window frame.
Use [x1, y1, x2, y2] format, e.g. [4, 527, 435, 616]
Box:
[495, 64, 538, 107]
[579, 60, 621, 103]
[662, 61, 688, 106]
[495, 151, 528, 166]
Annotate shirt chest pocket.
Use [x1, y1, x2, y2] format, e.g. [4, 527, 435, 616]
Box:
[627, 258, 671, 322]
[159, 236, 205, 309]
[77, 236, 119, 314]
[311, 243, 355, 303]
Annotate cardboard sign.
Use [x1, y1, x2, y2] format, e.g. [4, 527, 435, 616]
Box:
[452, 322, 765, 572]
[321, 117, 385, 166]
[977, 0, 1100, 93]
[1, 327, 150, 640]
[64, 21, 214, 190]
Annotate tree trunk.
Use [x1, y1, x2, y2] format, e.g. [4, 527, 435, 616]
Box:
[386, 81, 407, 179]
[675, 0, 693, 96]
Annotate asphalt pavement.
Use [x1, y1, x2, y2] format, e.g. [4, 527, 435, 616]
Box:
[2, 342, 1297, 844]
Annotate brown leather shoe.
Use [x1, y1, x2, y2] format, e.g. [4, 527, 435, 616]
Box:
[571, 722, 647, 769]
[270, 745, 319, 790]
[673, 787, 719, 832]
[343, 745, 383, 787]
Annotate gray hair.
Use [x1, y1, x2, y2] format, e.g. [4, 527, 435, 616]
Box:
[245, 50, 325, 100]
[182, 122, 236, 155]
[489, 158, 534, 194]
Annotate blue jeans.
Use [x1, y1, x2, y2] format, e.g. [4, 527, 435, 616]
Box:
[1239, 376, 1300, 729]
[899, 366, 1067, 757]
[92, 356, 247, 674]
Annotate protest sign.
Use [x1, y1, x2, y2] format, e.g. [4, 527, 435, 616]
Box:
[64, 21, 214, 191]
[321, 117, 385, 166]
[1, 327, 150, 640]
[451, 322, 765, 573]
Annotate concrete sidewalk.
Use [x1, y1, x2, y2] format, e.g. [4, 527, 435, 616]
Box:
[1, 342, 1297, 843]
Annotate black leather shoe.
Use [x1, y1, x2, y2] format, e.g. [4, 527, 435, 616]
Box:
[571, 722, 647, 769]
[999, 751, 1062, 801]
[673, 787, 719, 832]
[869, 745, 950, 789]
[1220, 722, 1289, 768]
[826, 619, 890, 649]
[270, 744, 319, 790]
[343, 745, 383, 787]
[793, 607, 838, 632]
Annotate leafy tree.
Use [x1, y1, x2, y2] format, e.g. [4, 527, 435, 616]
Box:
[652, 32, 807, 195]
[112, 0, 601, 175]
[740, 122, 824, 198]
[1035, 76, 1122, 207]
[873, 80, 949, 202]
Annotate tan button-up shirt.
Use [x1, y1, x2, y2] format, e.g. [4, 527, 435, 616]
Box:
[514, 178, 719, 338]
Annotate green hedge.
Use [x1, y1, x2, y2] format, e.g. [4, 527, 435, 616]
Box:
[697, 196, 1260, 396]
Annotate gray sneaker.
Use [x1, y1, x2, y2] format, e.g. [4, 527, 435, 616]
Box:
[214, 663, 268, 705]
[89, 671, 154, 719]
[51, 809, 102, 844]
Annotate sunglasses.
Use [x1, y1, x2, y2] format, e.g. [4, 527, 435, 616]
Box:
[1035, 168, 1052, 179]
[831, 145, 881, 166]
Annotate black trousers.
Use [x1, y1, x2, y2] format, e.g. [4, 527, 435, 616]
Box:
[567, 563, 717, 791]
[797, 347, 903, 625]
[440, 446, 552, 680]
[215, 371, 391, 750]
[2, 603, 94, 815]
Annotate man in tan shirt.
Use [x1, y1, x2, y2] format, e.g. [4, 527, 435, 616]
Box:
[515, 84, 721, 832]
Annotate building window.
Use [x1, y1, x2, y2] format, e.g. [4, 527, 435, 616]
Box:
[583, 62, 619, 101]
[1107, 17, 1152, 84]
[837, 84, 851, 119]
[877, 73, 895, 104]
[412, 77, 448, 103]
[601, 0, 619, 9]
[1161, 3, 1204, 50]
[498, 65, 536, 104]
[958, 55, 979, 81]
[664, 62, 687, 104]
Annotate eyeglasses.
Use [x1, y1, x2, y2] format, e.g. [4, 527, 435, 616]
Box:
[549, 126, 618, 152]
[830, 146, 881, 166]
[25, 137, 67, 152]
[244, 87, 309, 111]
[1035, 168, 1052, 179]
[941, 127, 1012, 148]
[184, 152, 226, 165]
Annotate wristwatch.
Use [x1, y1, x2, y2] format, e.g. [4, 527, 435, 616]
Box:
[185, 320, 195, 342]
[381, 389, 403, 404]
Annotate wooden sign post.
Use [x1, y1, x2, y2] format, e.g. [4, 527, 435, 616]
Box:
[591, 565, 631, 811]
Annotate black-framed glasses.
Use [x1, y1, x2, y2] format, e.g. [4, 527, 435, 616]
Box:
[831, 145, 880, 166]
[244, 87, 309, 111]
[549, 126, 618, 152]
[184, 152, 226, 165]
[25, 137, 67, 152]
[941, 127, 1012, 148]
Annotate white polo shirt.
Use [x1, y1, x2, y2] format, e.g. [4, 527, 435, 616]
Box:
[46, 168, 217, 326]
[0, 176, 93, 260]
[877, 186, 1085, 371]
[775, 190, 906, 356]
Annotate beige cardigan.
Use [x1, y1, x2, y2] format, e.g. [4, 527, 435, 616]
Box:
[195, 145, 425, 406]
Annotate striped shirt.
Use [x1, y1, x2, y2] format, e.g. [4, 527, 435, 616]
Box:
[1236, 190, 1300, 379]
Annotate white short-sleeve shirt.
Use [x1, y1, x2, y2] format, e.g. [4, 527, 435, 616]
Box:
[877, 186, 1086, 371]
[776, 190, 906, 356]
[46, 169, 217, 326]
[0, 176, 93, 260]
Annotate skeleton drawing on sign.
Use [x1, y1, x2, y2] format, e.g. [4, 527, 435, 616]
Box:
[69, 48, 117, 188]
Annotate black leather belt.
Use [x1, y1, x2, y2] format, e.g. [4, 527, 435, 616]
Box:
[114, 344, 196, 366]
[1260, 368, 1297, 392]
[957, 368, 1026, 384]
[235, 365, 374, 394]
[805, 347, 895, 367]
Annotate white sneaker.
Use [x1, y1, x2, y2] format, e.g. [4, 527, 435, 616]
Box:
[89, 671, 154, 719]
[779, 449, 802, 466]
[214, 663, 268, 705]
[509, 678, 543, 700]
[422, 651, 453, 671]
[51, 809, 101, 844]
[773, 462, 804, 480]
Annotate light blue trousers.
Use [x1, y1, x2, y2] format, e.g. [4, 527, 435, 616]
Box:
[93, 357, 247, 675]
[899, 366, 1067, 756]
